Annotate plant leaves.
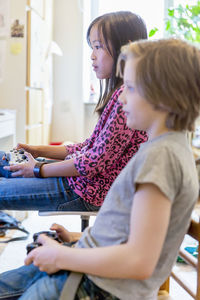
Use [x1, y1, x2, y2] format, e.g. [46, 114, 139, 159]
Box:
[149, 27, 158, 37]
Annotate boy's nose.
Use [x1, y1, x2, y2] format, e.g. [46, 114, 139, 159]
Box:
[119, 90, 126, 104]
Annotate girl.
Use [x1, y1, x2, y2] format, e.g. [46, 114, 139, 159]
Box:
[0, 11, 147, 212]
[0, 38, 199, 300]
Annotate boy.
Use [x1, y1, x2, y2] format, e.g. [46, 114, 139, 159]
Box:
[0, 38, 200, 300]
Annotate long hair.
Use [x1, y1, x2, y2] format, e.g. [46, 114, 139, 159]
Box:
[87, 11, 147, 116]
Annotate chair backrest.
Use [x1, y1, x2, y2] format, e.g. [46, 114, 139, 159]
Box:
[171, 216, 200, 299]
[158, 215, 200, 300]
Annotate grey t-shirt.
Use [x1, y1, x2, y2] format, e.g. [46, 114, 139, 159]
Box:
[77, 131, 199, 300]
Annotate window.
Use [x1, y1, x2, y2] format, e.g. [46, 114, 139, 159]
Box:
[98, 0, 165, 38]
[174, 0, 197, 5]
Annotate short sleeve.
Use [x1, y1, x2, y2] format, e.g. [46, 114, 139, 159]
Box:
[133, 146, 182, 203]
[65, 139, 90, 155]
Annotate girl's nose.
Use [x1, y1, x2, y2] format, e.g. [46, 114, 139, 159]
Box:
[91, 50, 96, 61]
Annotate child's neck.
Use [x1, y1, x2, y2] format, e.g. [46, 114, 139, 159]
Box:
[147, 122, 172, 141]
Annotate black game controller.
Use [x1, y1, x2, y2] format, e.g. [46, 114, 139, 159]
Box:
[26, 242, 42, 254]
[26, 230, 63, 254]
[33, 230, 62, 243]
[4, 148, 28, 165]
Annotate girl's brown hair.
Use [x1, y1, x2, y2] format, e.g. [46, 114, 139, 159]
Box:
[118, 38, 200, 131]
[87, 11, 147, 116]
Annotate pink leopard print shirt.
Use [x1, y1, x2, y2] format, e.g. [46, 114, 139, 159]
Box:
[65, 87, 148, 206]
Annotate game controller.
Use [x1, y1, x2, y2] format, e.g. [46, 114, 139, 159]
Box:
[26, 230, 63, 254]
[33, 230, 62, 243]
[4, 148, 28, 165]
[26, 242, 42, 254]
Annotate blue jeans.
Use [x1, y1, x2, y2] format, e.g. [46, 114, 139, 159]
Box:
[0, 264, 119, 300]
[0, 264, 68, 300]
[0, 151, 98, 212]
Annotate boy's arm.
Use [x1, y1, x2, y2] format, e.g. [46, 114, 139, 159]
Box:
[26, 183, 171, 279]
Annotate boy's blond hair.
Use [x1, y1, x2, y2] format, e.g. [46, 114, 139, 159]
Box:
[118, 38, 200, 131]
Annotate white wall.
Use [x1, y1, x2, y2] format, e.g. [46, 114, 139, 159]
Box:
[51, 0, 85, 143]
[0, 0, 27, 143]
[84, 103, 98, 138]
[0, 0, 91, 145]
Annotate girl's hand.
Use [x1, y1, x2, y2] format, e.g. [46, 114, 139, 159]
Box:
[25, 234, 62, 274]
[50, 223, 72, 242]
[16, 143, 39, 158]
[3, 152, 37, 177]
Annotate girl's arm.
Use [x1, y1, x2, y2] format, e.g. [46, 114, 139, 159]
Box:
[5, 155, 80, 178]
[35, 145, 68, 160]
[26, 183, 171, 279]
[40, 158, 80, 177]
[17, 143, 68, 160]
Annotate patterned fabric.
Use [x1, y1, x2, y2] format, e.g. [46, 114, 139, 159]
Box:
[75, 275, 119, 300]
[66, 86, 148, 206]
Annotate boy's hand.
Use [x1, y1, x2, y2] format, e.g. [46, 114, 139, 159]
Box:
[3, 152, 36, 177]
[50, 223, 72, 242]
[25, 234, 62, 274]
[50, 223, 82, 243]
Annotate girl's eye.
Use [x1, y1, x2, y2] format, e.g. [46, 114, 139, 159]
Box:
[94, 44, 103, 50]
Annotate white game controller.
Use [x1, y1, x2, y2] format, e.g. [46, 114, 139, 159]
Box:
[5, 149, 28, 165]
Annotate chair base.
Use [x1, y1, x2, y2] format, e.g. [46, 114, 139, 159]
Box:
[38, 211, 97, 231]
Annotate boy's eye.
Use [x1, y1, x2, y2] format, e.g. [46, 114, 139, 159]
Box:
[127, 85, 134, 92]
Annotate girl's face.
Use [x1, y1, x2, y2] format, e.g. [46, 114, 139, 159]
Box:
[89, 25, 114, 79]
[120, 58, 168, 138]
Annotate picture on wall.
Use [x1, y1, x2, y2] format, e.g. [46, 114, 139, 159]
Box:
[11, 19, 24, 38]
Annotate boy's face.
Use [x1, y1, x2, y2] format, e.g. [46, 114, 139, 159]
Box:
[120, 58, 167, 136]
[89, 25, 114, 79]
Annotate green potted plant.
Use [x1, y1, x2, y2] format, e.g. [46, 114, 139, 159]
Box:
[149, 0, 200, 46]
[149, 1, 200, 148]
